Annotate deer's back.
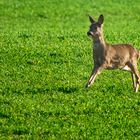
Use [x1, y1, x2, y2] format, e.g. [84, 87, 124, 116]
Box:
[105, 44, 139, 69]
[111, 44, 138, 59]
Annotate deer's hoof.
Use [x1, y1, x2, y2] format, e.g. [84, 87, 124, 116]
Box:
[85, 83, 90, 88]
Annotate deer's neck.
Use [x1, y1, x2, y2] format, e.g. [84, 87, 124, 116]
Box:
[93, 29, 106, 48]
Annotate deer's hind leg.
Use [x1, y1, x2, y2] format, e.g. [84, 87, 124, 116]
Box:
[122, 65, 136, 89]
[127, 61, 140, 92]
[131, 73, 136, 89]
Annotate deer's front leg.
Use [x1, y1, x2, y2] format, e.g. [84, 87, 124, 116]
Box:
[86, 66, 103, 88]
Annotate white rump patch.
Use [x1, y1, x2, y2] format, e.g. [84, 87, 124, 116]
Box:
[122, 65, 131, 71]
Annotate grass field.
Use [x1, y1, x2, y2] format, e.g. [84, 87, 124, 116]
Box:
[1, 0, 140, 139]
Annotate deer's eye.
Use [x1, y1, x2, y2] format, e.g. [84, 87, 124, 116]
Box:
[94, 27, 97, 30]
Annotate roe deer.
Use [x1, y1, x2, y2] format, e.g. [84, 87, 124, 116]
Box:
[86, 14, 140, 92]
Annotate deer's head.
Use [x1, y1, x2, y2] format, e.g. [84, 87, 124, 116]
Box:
[87, 15, 104, 40]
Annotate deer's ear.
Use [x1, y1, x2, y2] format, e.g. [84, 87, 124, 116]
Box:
[98, 14, 104, 25]
[89, 15, 95, 23]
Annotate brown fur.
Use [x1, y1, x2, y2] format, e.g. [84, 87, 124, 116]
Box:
[86, 15, 140, 92]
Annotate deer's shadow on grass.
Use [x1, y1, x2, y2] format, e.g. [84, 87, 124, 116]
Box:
[2, 85, 79, 95]
[0, 112, 9, 119]
[57, 86, 79, 94]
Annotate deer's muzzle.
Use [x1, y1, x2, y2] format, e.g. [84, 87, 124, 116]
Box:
[87, 31, 94, 36]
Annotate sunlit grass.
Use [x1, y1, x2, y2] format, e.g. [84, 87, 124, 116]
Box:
[0, 0, 140, 139]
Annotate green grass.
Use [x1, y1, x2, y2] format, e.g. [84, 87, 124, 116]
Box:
[1, 0, 140, 139]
